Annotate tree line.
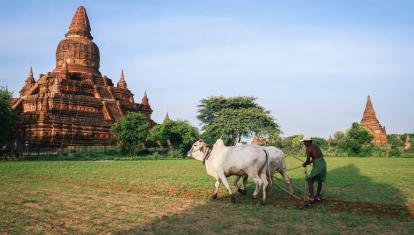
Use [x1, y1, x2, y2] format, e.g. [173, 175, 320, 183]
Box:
[1, 86, 412, 158]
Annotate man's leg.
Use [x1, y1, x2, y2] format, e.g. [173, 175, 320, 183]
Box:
[315, 180, 323, 200]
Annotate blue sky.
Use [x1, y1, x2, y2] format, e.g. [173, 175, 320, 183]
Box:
[0, 0, 413, 137]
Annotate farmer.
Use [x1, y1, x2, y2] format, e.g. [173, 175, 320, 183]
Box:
[302, 137, 327, 202]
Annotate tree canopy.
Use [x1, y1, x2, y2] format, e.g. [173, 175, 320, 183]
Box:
[149, 119, 199, 153]
[197, 96, 280, 145]
[110, 112, 149, 155]
[0, 87, 14, 145]
[337, 122, 374, 155]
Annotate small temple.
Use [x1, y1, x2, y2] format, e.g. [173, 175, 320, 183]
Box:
[360, 96, 387, 145]
[405, 134, 411, 149]
[11, 6, 154, 146]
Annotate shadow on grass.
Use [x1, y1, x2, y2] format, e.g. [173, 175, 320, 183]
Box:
[117, 164, 413, 234]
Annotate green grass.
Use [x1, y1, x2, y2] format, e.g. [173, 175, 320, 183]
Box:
[0, 157, 413, 234]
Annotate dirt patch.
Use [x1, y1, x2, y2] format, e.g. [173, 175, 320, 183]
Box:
[323, 199, 414, 219]
[108, 184, 413, 219]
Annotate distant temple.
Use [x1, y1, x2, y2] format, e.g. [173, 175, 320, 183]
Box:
[405, 134, 411, 149]
[360, 96, 387, 145]
[12, 6, 154, 146]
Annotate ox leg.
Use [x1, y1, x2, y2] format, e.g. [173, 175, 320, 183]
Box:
[242, 175, 248, 194]
[280, 170, 293, 194]
[260, 172, 269, 205]
[251, 176, 263, 200]
[212, 179, 221, 199]
[219, 174, 235, 203]
[234, 175, 248, 195]
[266, 173, 273, 195]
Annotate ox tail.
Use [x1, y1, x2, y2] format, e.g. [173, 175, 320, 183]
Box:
[261, 150, 272, 186]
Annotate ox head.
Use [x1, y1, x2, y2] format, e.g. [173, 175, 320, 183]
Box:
[187, 139, 209, 161]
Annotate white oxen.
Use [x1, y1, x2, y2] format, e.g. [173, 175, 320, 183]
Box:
[233, 144, 292, 195]
[187, 139, 271, 204]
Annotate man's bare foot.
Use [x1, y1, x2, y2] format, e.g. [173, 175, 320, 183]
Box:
[306, 196, 315, 202]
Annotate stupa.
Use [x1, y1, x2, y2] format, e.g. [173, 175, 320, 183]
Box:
[360, 96, 387, 145]
[12, 6, 154, 146]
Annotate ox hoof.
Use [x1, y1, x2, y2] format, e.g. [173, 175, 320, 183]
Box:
[230, 195, 236, 203]
[211, 194, 218, 200]
[238, 188, 247, 195]
[261, 200, 266, 206]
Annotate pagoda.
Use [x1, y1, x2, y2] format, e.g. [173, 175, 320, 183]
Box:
[12, 6, 154, 146]
[360, 96, 387, 145]
[405, 134, 411, 149]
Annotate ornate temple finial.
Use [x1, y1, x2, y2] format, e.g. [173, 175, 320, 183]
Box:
[26, 66, 35, 83]
[65, 6, 92, 39]
[20, 66, 35, 96]
[117, 69, 127, 89]
[141, 91, 149, 106]
[164, 112, 171, 122]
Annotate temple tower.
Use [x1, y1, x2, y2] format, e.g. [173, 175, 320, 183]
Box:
[12, 6, 155, 147]
[405, 134, 411, 149]
[360, 96, 387, 145]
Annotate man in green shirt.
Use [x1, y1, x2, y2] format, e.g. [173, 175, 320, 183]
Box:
[302, 137, 327, 202]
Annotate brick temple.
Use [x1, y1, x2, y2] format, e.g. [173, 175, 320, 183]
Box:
[360, 96, 387, 145]
[12, 6, 154, 146]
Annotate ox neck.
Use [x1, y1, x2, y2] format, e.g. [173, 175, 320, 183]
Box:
[202, 146, 213, 165]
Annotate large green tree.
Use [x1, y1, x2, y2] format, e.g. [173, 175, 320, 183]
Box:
[338, 122, 374, 155]
[198, 96, 280, 145]
[149, 119, 199, 153]
[111, 112, 149, 155]
[0, 87, 14, 145]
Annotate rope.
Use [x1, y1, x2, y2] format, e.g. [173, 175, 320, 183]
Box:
[289, 154, 305, 163]
[273, 175, 304, 194]
[286, 164, 304, 171]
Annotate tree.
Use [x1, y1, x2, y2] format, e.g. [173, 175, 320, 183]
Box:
[279, 135, 304, 154]
[312, 137, 328, 150]
[111, 112, 149, 155]
[0, 87, 14, 145]
[332, 131, 346, 146]
[337, 123, 374, 156]
[197, 96, 266, 126]
[198, 96, 280, 145]
[149, 119, 199, 153]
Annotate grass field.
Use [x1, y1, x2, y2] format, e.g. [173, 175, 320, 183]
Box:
[0, 157, 413, 234]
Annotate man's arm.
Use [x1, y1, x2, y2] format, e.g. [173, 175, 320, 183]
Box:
[303, 148, 312, 167]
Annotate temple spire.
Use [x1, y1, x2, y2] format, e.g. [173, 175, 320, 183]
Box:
[117, 69, 127, 89]
[141, 91, 149, 106]
[26, 66, 35, 83]
[65, 6, 92, 39]
[406, 134, 411, 149]
[164, 112, 171, 122]
[361, 95, 380, 125]
[360, 95, 387, 145]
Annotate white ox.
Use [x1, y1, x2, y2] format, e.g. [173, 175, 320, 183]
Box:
[187, 139, 271, 204]
[232, 145, 292, 195]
